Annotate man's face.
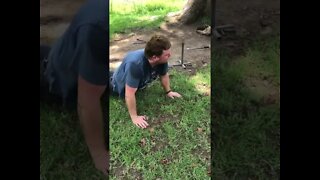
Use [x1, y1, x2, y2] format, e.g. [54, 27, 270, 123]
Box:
[157, 49, 171, 64]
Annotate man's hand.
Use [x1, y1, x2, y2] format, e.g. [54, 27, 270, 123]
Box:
[160, 73, 181, 99]
[167, 91, 182, 99]
[92, 151, 109, 176]
[132, 115, 149, 128]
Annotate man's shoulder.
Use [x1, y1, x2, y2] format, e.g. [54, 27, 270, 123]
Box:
[124, 49, 145, 63]
[127, 49, 145, 57]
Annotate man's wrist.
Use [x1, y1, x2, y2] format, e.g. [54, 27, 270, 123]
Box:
[166, 90, 172, 94]
[130, 115, 137, 119]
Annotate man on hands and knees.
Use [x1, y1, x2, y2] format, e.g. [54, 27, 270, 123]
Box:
[110, 34, 182, 129]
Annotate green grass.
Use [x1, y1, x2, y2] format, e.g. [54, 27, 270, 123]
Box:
[109, 66, 211, 179]
[40, 104, 106, 179]
[110, 0, 185, 37]
[212, 34, 280, 179]
[40, 66, 211, 179]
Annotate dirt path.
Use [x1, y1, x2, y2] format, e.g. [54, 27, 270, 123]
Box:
[109, 23, 211, 71]
[214, 0, 280, 105]
[214, 0, 280, 55]
[40, 0, 279, 72]
[40, 0, 85, 44]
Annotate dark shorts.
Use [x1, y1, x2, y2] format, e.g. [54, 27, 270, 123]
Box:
[40, 45, 56, 103]
[40, 45, 73, 108]
[109, 71, 119, 96]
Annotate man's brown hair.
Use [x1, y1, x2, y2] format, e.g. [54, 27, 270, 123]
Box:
[145, 34, 171, 59]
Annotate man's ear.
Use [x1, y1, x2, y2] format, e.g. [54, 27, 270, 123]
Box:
[150, 55, 159, 62]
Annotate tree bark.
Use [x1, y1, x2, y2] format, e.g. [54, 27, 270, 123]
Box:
[176, 0, 210, 24]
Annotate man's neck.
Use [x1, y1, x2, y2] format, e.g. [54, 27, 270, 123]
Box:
[148, 60, 157, 67]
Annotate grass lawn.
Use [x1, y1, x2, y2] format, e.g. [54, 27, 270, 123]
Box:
[212, 35, 280, 179]
[109, 66, 211, 179]
[109, 0, 185, 37]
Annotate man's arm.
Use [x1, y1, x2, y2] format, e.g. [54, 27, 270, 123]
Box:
[160, 72, 171, 92]
[125, 84, 149, 128]
[160, 72, 182, 99]
[77, 75, 108, 175]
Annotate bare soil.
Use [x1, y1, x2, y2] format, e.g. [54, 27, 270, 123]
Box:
[40, 0, 280, 97]
[109, 23, 211, 72]
[40, 0, 279, 68]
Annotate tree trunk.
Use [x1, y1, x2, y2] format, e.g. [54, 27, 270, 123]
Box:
[177, 0, 210, 24]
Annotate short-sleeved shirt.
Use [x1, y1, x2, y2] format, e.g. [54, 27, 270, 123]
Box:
[44, 0, 108, 103]
[112, 49, 168, 98]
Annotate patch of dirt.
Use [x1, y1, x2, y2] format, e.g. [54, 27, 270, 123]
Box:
[40, 0, 211, 73]
[111, 161, 143, 179]
[40, 0, 279, 70]
[147, 114, 180, 128]
[150, 138, 168, 152]
[213, 0, 280, 56]
[191, 145, 210, 161]
[195, 82, 211, 96]
[110, 161, 126, 178]
[109, 23, 211, 71]
[245, 77, 280, 105]
[40, 0, 85, 44]
[215, 0, 280, 107]
[127, 169, 143, 180]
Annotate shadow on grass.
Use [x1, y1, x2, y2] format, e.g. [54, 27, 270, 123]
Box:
[212, 34, 280, 179]
[40, 102, 107, 179]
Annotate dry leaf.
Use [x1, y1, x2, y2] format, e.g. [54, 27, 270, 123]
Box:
[161, 158, 169, 165]
[151, 140, 156, 146]
[197, 128, 203, 133]
[149, 128, 155, 133]
[139, 138, 146, 147]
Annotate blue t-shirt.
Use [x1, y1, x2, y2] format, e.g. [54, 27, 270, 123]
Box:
[45, 0, 108, 103]
[112, 49, 168, 98]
